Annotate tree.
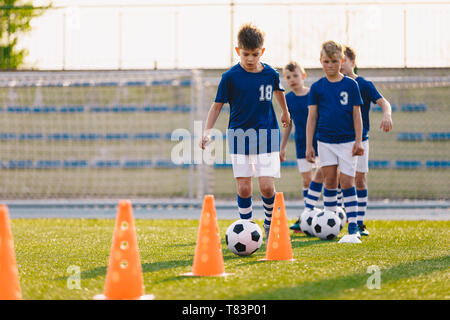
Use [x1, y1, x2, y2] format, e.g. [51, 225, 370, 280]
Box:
[0, 0, 51, 69]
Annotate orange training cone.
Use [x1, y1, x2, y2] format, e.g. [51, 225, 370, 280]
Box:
[182, 195, 229, 277]
[94, 200, 154, 300]
[0, 205, 22, 300]
[260, 192, 294, 261]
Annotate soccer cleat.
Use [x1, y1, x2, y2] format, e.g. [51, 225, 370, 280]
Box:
[289, 218, 303, 233]
[358, 223, 370, 236]
[348, 223, 361, 239]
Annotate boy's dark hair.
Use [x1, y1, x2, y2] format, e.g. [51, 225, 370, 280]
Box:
[344, 45, 358, 74]
[284, 61, 305, 74]
[237, 23, 265, 49]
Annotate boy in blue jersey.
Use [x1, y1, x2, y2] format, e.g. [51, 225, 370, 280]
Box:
[306, 41, 364, 243]
[279, 61, 324, 233]
[341, 46, 393, 236]
[200, 24, 291, 242]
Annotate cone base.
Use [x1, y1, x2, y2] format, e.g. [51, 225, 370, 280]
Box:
[181, 272, 233, 277]
[258, 258, 295, 262]
[93, 293, 155, 300]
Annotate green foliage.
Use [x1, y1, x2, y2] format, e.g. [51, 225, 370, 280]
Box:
[0, 0, 51, 69]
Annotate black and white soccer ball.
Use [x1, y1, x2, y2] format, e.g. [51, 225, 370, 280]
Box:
[335, 207, 347, 231]
[225, 219, 263, 256]
[312, 210, 342, 240]
[299, 208, 321, 237]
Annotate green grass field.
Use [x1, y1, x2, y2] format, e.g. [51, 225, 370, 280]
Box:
[11, 218, 450, 300]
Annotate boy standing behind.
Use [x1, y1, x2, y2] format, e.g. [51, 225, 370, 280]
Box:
[200, 23, 291, 242]
[280, 62, 323, 232]
[306, 41, 364, 243]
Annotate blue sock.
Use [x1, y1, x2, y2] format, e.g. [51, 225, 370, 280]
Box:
[342, 187, 358, 231]
[261, 194, 275, 227]
[357, 189, 368, 226]
[237, 194, 252, 220]
[323, 188, 337, 212]
[337, 184, 343, 207]
[305, 181, 323, 210]
[302, 188, 308, 206]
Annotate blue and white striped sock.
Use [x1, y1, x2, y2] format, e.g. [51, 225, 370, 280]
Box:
[302, 188, 308, 206]
[305, 181, 323, 210]
[337, 184, 343, 207]
[357, 189, 368, 226]
[262, 194, 275, 227]
[237, 195, 252, 220]
[342, 187, 358, 230]
[323, 188, 337, 212]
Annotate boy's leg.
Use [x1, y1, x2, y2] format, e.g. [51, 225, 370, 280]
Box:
[290, 165, 312, 232]
[340, 174, 359, 236]
[321, 165, 338, 212]
[258, 176, 275, 242]
[236, 177, 253, 219]
[304, 168, 324, 211]
[356, 140, 369, 235]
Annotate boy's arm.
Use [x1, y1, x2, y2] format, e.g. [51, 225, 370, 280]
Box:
[305, 105, 318, 163]
[280, 122, 293, 162]
[274, 90, 291, 128]
[376, 97, 393, 132]
[352, 106, 364, 156]
[200, 102, 224, 149]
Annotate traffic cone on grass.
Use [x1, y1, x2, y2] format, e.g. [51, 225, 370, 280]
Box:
[94, 200, 154, 300]
[260, 192, 295, 261]
[0, 205, 22, 300]
[182, 195, 230, 277]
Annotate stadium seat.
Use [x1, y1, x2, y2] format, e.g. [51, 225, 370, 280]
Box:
[35, 160, 62, 169]
[394, 160, 422, 169]
[401, 103, 427, 112]
[397, 132, 424, 141]
[369, 160, 391, 169]
[123, 160, 153, 168]
[427, 132, 450, 141]
[63, 160, 88, 168]
[425, 161, 450, 169]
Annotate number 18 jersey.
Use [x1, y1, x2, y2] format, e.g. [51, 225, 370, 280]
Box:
[215, 63, 284, 154]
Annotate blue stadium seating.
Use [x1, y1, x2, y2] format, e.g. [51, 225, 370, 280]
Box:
[427, 132, 450, 141]
[397, 132, 424, 141]
[369, 160, 391, 169]
[400, 103, 427, 112]
[425, 161, 450, 169]
[394, 160, 422, 169]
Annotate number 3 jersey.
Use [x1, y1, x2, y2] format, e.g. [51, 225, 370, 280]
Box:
[308, 75, 363, 144]
[215, 63, 284, 155]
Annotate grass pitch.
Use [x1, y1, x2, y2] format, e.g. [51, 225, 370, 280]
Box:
[11, 218, 450, 300]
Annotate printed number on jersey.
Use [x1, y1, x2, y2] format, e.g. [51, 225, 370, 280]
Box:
[340, 91, 348, 105]
[259, 85, 273, 101]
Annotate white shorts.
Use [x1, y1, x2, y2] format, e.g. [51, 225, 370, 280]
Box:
[356, 140, 369, 173]
[231, 152, 280, 178]
[318, 141, 358, 177]
[297, 158, 320, 173]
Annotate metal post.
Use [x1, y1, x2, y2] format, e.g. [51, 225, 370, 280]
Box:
[118, 8, 123, 69]
[403, 8, 407, 68]
[230, 0, 235, 67]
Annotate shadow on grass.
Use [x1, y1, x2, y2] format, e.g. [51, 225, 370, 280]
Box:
[232, 255, 450, 299]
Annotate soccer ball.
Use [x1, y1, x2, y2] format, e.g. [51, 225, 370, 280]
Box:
[225, 219, 263, 256]
[335, 207, 347, 231]
[312, 210, 342, 240]
[299, 208, 321, 237]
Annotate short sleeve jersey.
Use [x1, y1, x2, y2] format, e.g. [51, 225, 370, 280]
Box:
[285, 91, 318, 159]
[308, 75, 363, 144]
[215, 63, 284, 154]
[355, 76, 382, 141]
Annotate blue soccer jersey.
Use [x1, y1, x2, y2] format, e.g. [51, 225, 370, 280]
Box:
[215, 63, 284, 155]
[308, 76, 363, 144]
[355, 76, 382, 141]
[285, 91, 317, 159]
